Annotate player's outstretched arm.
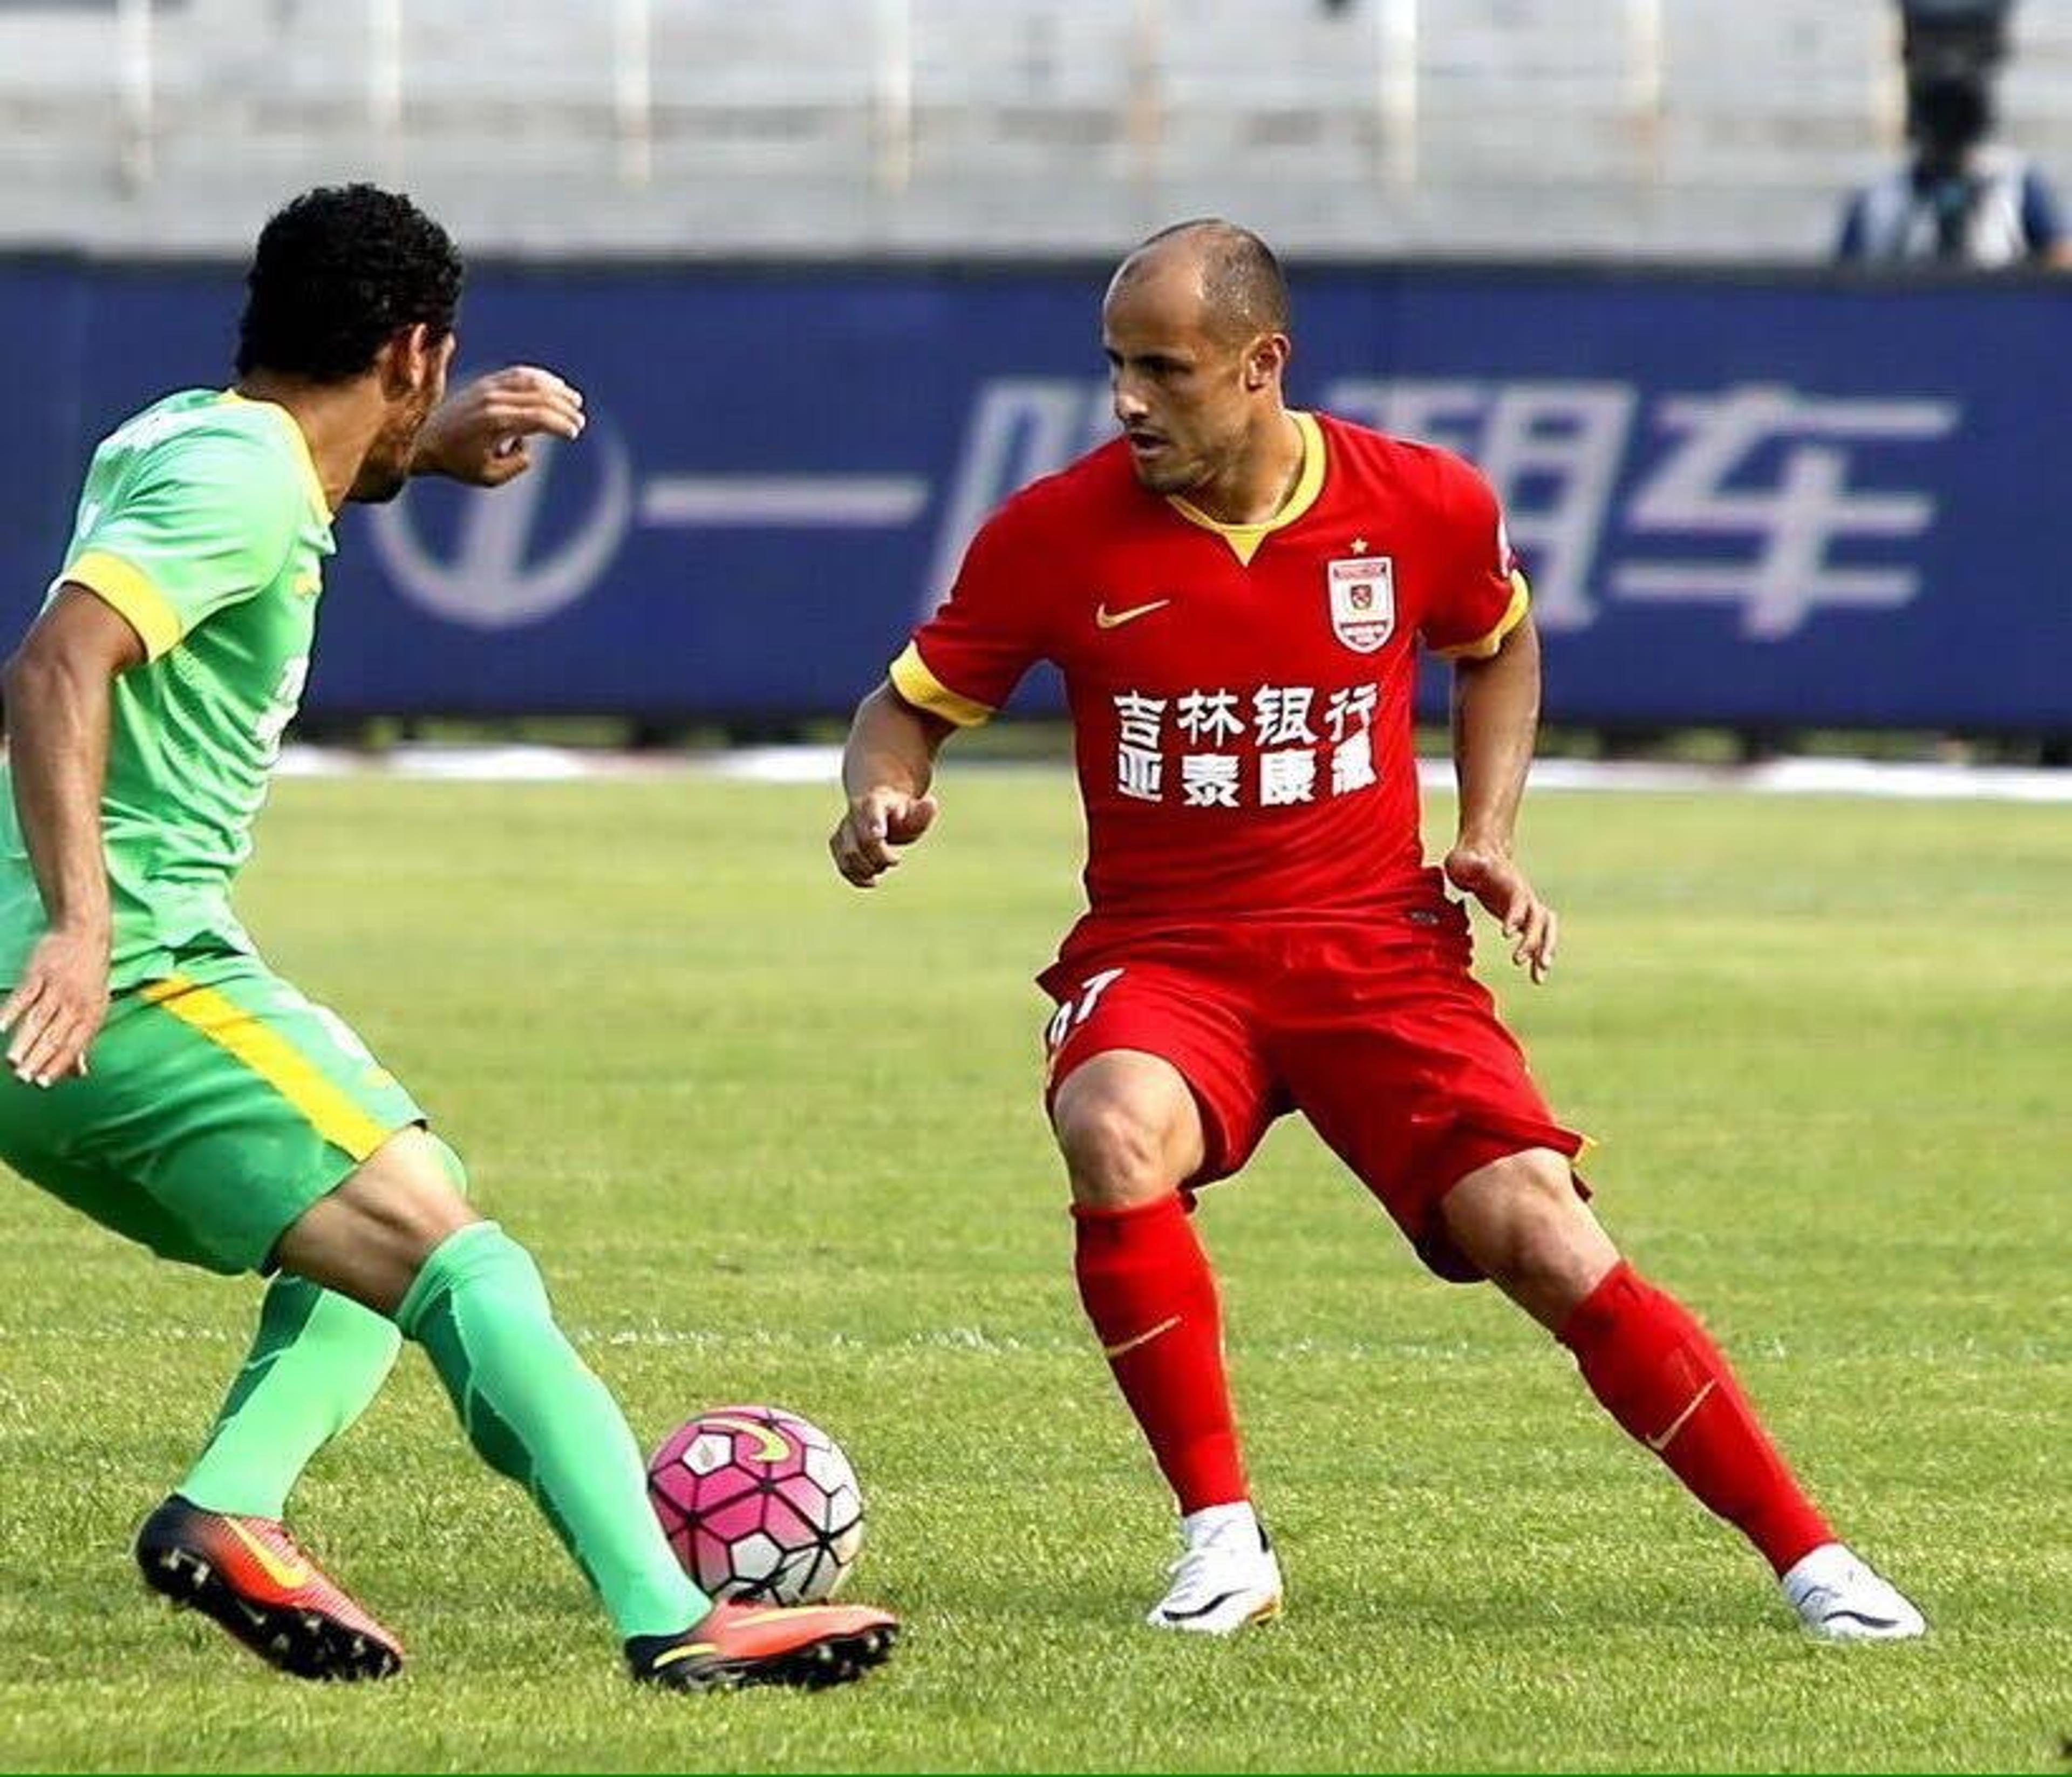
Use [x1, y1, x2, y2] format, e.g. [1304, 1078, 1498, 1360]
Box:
[0, 589, 146, 1084]
[830, 682, 952, 888]
[409, 365, 586, 489]
[1444, 611, 1557, 984]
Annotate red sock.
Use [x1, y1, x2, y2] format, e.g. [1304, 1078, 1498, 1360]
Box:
[1558, 1262, 1833, 1575]
[1072, 1195, 1246, 1513]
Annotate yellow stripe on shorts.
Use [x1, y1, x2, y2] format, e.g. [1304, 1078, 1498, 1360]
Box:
[141, 974, 391, 1160]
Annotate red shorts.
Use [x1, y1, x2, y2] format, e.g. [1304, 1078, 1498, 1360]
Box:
[1038, 883, 1587, 1281]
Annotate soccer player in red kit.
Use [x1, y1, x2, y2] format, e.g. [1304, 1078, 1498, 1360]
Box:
[831, 220, 1924, 1642]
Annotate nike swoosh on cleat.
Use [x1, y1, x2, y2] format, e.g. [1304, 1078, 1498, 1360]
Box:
[652, 1642, 717, 1667]
[1816, 1609, 1903, 1630]
[1645, 1379, 1715, 1452]
[1158, 1590, 1244, 1623]
[220, 1518, 313, 1589]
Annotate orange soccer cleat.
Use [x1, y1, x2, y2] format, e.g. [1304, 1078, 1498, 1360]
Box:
[626, 1597, 900, 1692]
[134, 1494, 403, 1681]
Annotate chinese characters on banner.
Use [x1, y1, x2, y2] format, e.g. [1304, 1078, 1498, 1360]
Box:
[932, 379, 1960, 644]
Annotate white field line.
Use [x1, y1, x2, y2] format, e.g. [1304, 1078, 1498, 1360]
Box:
[277, 744, 2072, 802]
[5, 1319, 2053, 1370]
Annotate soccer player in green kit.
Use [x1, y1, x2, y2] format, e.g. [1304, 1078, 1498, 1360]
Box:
[0, 185, 897, 1690]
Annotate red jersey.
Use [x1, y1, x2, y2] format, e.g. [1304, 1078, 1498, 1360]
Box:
[890, 410, 1528, 929]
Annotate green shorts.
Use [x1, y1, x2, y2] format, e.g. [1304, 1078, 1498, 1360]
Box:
[0, 950, 424, 1275]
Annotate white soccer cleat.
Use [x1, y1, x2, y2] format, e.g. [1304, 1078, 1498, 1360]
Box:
[1146, 1504, 1284, 1635]
[1782, 1543, 1926, 1642]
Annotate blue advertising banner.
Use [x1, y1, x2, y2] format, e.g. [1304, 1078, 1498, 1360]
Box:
[2, 258, 2066, 728]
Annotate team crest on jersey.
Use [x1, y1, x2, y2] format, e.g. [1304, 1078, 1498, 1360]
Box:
[1326, 555, 1395, 653]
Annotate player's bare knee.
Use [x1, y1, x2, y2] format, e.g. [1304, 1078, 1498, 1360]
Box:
[425, 1128, 471, 1199]
[275, 1126, 481, 1314]
[1054, 1092, 1176, 1209]
[1507, 1207, 1611, 1301]
[350, 1126, 475, 1226]
[1441, 1149, 1613, 1311]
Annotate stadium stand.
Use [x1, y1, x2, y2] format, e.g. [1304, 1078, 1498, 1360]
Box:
[3, 0, 2068, 258]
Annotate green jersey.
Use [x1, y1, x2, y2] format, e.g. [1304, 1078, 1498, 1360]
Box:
[0, 389, 336, 989]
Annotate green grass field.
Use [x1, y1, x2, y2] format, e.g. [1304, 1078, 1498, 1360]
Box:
[0, 768, 2065, 1773]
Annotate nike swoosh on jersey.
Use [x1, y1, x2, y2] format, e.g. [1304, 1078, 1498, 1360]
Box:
[1095, 598, 1173, 630]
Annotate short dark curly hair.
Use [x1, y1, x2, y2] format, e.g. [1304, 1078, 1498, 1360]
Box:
[236, 184, 464, 382]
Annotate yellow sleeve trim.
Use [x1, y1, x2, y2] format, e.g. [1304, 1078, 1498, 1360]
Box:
[1435, 569, 1531, 662]
[889, 642, 994, 728]
[58, 550, 182, 660]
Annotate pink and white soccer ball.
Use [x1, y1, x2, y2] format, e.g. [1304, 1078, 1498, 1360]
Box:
[645, 1405, 865, 1604]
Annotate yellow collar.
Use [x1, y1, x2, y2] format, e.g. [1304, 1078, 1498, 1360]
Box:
[1166, 411, 1325, 567]
[220, 390, 333, 525]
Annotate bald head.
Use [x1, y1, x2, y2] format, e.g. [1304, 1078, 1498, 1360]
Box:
[1113, 219, 1290, 345]
[1101, 219, 1296, 500]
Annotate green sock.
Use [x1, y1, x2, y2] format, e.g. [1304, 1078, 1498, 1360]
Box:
[394, 1220, 708, 1640]
[178, 1276, 401, 1520]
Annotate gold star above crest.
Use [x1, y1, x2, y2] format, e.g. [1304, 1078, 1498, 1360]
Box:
[1349, 537, 1369, 554]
